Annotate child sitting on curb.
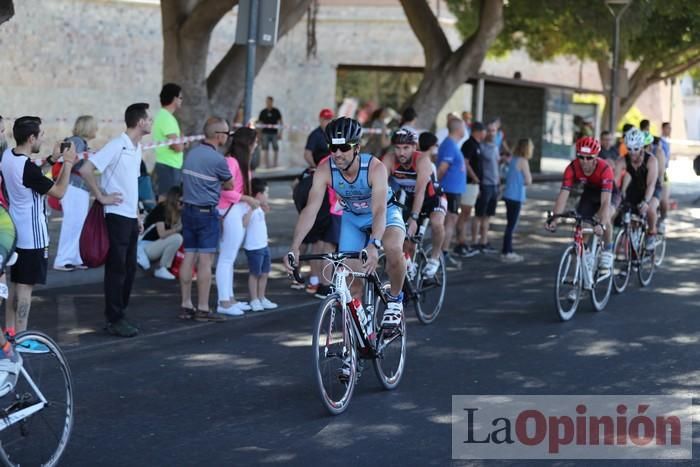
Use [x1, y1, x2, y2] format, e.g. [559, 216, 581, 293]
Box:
[243, 178, 277, 312]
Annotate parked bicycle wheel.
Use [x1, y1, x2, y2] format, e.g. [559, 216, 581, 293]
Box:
[637, 233, 655, 287]
[412, 247, 446, 324]
[311, 295, 357, 415]
[590, 244, 613, 312]
[372, 283, 406, 390]
[554, 245, 582, 321]
[612, 228, 631, 294]
[0, 331, 73, 467]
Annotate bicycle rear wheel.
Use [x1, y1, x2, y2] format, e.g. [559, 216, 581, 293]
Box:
[637, 233, 655, 287]
[613, 228, 631, 294]
[0, 331, 73, 467]
[372, 283, 406, 390]
[312, 296, 357, 415]
[554, 245, 582, 322]
[413, 247, 446, 325]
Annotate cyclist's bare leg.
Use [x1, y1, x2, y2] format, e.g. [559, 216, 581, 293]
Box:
[647, 198, 659, 234]
[382, 226, 406, 297]
[429, 211, 445, 260]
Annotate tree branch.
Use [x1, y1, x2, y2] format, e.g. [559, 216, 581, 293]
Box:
[0, 0, 14, 26]
[658, 53, 700, 79]
[182, 0, 238, 37]
[453, 0, 504, 72]
[399, 0, 451, 68]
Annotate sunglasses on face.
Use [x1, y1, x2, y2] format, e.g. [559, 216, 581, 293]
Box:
[577, 155, 596, 161]
[329, 143, 357, 153]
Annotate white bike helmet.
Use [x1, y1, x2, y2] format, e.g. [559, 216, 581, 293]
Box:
[625, 128, 645, 152]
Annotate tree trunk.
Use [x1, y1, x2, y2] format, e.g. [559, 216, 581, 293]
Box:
[0, 0, 14, 26]
[400, 0, 504, 129]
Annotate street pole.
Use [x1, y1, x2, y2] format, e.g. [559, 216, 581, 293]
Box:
[244, 0, 259, 124]
[607, 0, 631, 133]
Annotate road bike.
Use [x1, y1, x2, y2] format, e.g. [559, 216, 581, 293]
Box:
[0, 331, 74, 466]
[288, 251, 406, 415]
[547, 211, 613, 321]
[612, 205, 656, 292]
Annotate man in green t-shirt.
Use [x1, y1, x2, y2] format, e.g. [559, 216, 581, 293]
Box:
[153, 83, 185, 202]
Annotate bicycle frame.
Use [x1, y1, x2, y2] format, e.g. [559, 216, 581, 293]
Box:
[0, 367, 48, 431]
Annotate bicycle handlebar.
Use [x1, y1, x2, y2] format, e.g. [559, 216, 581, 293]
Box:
[286, 250, 368, 284]
[546, 210, 601, 226]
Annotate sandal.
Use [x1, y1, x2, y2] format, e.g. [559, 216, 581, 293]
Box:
[194, 309, 226, 323]
[178, 307, 196, 320]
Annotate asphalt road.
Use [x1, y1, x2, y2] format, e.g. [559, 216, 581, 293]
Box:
[14, 191, 700, 466]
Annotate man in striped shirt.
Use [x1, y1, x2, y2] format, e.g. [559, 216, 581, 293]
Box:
[0, 116, 76, 339]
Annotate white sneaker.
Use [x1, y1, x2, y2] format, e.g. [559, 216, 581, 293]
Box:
[501, 253, 524, 263]
[0, 349, 22, 398]
[566, 289, 578, 302]
[645, 235, 656, 251]
[422, 258, 440, 278]
[235, 301, 252, 311]
[217, 303, 244, 316]
[598, 251, 613, 270]
[658, 221, 666, 235]
[136, 245, 150, 270]
[154, 266, 176, 280]
[260, 297, 278, 310]
[381, 301, 403, 329]
[250, 299, 264, 312]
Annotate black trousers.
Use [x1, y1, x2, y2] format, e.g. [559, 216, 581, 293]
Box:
[105, 214, 139, 323]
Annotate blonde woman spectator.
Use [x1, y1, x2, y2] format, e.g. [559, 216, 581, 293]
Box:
[140, 186, 184, 279]
[216, 127, 261, 316]
[54, 115, 98, 271]
[501, 138, 533, 263]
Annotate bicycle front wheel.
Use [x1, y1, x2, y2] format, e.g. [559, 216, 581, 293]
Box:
[373, 282, 406, 390]
[312, 296, 357, 415]
[654, 232, 666, 267]
[554, 245, 582, 322]
[0, 331, 74, 467]
[612, 228, 631, 294]
[413, 247, 446, 325]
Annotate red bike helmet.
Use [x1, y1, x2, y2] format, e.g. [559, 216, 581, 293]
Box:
[575, 136, 601, 156]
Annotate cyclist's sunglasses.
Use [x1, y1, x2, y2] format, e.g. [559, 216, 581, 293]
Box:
[576, 155, 596, 161]
[329, 143, 357, 153]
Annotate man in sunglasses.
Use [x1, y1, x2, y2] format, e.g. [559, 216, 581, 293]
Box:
[285, 117, 406, 329]
[382, 128, 445, 278]
[615, 128, 660, 251]
[546, 136, 615, 271]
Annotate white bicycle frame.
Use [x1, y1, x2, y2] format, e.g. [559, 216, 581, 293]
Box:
[0, 367, 48, 431]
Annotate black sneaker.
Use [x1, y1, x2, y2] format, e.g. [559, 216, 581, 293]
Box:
[105, 319, 139, 338]
[453, 244, 468, 257]
[314, 284, 332, 299]
[480, 243, 498, 255]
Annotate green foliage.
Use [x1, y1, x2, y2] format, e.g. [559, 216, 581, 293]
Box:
[447, 0, 700, 67]
[336, 69, 422, 112]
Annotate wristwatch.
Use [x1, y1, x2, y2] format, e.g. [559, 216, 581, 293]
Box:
[410, 212, 420, 221]
[368, 237, 383, 250]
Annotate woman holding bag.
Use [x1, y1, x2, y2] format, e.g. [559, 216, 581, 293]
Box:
[216, 127, 261, 316]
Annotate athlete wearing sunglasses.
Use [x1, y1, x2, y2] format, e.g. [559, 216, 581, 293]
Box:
[285, 117, 407, 329]
[546, 136, 615, 271]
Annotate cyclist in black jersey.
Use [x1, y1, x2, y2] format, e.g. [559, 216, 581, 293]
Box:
[615, 128, 660, 251]
[382, 129, 446, 278]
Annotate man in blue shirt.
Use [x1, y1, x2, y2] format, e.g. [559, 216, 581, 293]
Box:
[436, 118, 466, 260]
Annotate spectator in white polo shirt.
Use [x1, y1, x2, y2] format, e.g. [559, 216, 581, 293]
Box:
[80, 103, 152, 338]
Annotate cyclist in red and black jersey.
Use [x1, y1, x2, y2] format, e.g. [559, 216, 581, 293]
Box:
[383, 129, 445, 278]
[546, 136, 615, 270]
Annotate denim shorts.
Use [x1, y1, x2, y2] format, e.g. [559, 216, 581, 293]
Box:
[182, 204, 220, 253]
[245, 247, 271, 276]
